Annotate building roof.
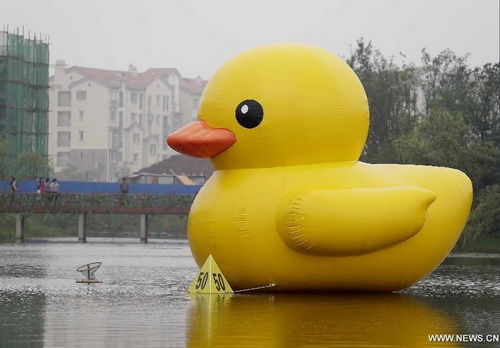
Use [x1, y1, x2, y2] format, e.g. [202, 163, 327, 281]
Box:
[72, 67, 126, 88]
[180, 77, 208, 95]
[68, 66, 179, 89]
[138, 154, 214, 179]
[146, 68, 180, 76]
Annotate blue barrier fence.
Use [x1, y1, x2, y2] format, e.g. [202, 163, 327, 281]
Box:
[0, 180, 202, 195]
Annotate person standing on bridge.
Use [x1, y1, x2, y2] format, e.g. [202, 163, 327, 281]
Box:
[119, 177, 129, 205]
[36, 178, 46, 205]
[44, 178, 51, 192]
[9, 177, 17, 205]
[36, 178, 46, 194]
[39, 178, 46, 194]
[48, 179, 60, 203]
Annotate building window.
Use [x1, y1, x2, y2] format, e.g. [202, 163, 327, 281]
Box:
[133, 133, 140, 144]
[131, 113, 136, 122]
[156, 95, 161, 107]
[57, 111, 71, 127]
[79, 131, 84, 141]
[110, 90, 118, 108]
[163, 115, 169, 132]
[156, 114, 160, 126]
[80, 152, 84, 160]
[131, 93, 137, 104]
[57, 152, 70, 167]
[148, 95, 152, 109]
[173, 118, 180, 130]
[79, 110, 84, 120]
[139, 114, 142, 125]
[112, 131, 122, 149]
[76, 90, 87, 100]
[110, 111, 117, 123]
[150, 143, 157, 155]
[163, 96, 169, 111]
[57, 132, 71, 147]
[57, 91, 71, 107]
[139, 95, 143, 109]
[119, 91, 124, 107]
[192, 98, 199, 109]
[133, 153, 139, 162]
[110, 151, 118, 163]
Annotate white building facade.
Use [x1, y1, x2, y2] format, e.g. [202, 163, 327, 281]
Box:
[179, 76, 206, 125]
[49, 61, 205, 182]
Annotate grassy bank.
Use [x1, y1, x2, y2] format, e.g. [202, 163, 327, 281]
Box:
[0, 213, 188, 242]
[456, 234, 500, 253]
[0, 214, 70, 242]
[1, 213, 497, 252]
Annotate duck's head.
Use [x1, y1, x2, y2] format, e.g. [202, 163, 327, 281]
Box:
[168, 43, 369, 170]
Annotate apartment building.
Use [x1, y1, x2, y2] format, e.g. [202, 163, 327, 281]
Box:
[49, 61, 206, 182]
[179, 76, 207, 124]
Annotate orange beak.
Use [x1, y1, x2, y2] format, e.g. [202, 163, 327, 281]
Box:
[167, 120, 236, 158]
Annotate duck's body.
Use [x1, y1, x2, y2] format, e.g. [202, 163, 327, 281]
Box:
[189, 162, 471, 291]
[168, 43, 473, 292]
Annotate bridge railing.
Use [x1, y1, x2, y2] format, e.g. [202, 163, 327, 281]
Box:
[0, 192, 195, 214]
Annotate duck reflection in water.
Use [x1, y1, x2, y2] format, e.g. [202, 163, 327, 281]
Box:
[187, 293, 459, 347]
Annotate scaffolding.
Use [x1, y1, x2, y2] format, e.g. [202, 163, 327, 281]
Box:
[0, 27, 50, 177]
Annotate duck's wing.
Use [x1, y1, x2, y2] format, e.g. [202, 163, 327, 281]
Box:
[276, 186, 436, 256]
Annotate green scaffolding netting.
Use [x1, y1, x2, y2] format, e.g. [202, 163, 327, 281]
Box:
[0, 30, 50, 177]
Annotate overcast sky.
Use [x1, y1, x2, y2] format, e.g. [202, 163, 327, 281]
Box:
[3, 0, 499, 79]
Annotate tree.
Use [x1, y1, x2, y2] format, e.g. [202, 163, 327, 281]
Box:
[13, 153, 52, 180]
[347, 38, 420, 163]
[348, 39, 499, 244]
[463, 184, 500, 241]
[419, 48, 471, 116]
[58, 163, 105, 182]
[58, 164, 88, 181]
[466, 63, 500, 142]
[394, 108, 500, 191]
[0, 136, 11, 179]
[395, 58, 500, 243]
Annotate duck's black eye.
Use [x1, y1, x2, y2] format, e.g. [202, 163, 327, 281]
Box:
[235, 99, 264, 129]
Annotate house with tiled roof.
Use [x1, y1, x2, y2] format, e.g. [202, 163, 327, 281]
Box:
[49, 61, 207, 182]
[180, 76, 208, 125]
[128, 154, 214, 185]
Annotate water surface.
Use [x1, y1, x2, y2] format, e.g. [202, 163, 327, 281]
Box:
[0, 239, 498, 347]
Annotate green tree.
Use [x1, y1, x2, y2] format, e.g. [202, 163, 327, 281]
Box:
[347, 39, 420, 163]
[13, 153, 52, 180]
[395, 54, 500, 244]
[463, 184, 500, 240]
[466, 63, 500, 141]
[419, 48, 471, 116]
[348, 40, 499, 245]
[58, 163, 105, 182]
[394, 108, 500, 192]
[0, 136, 11, 179]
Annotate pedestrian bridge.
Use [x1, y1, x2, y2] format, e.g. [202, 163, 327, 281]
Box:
[0, 193, 195, 243]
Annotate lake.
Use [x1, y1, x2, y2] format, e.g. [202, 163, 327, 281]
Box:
[0, 239, 499, 347]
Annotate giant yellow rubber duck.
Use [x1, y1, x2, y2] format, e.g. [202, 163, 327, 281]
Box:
[168, 43, 473, 292]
